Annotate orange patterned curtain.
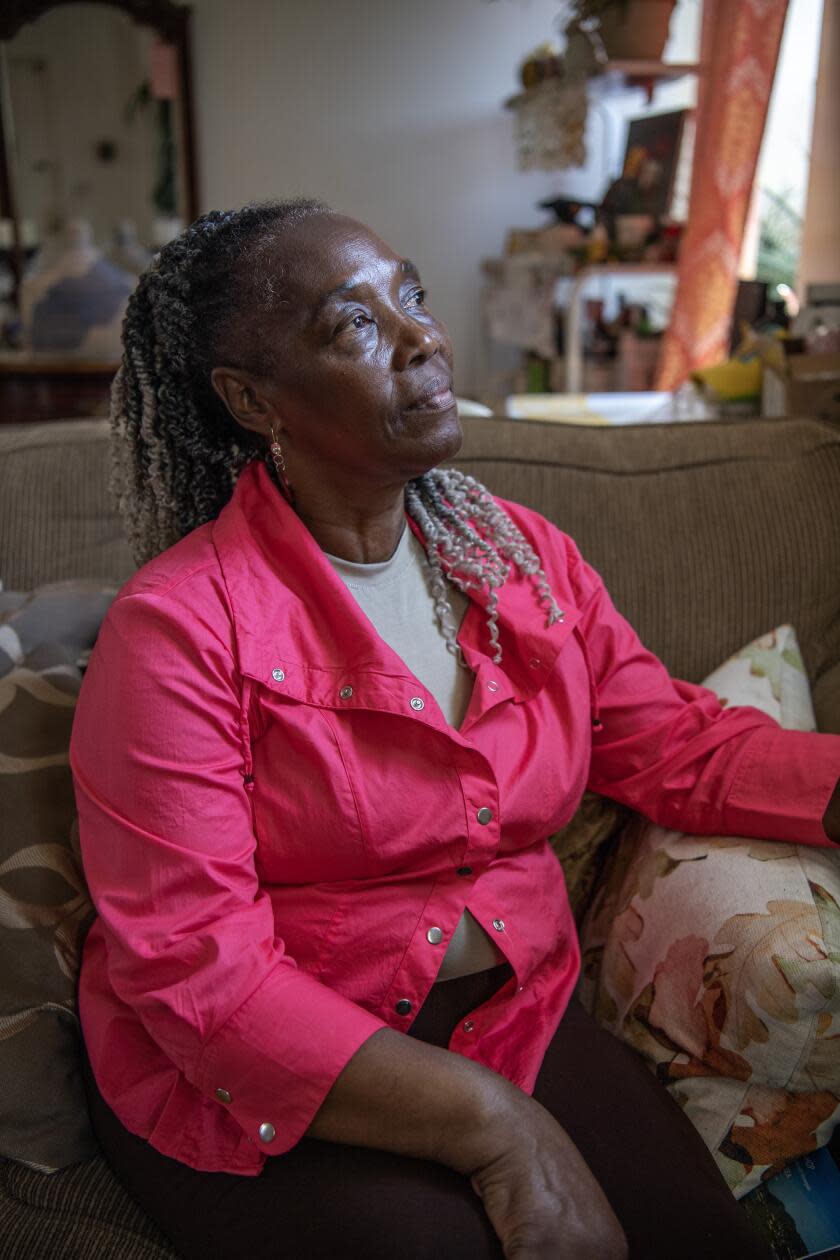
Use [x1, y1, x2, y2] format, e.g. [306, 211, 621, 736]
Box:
[656, 0, 789, 389]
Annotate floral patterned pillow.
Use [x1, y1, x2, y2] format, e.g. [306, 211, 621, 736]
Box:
[579, 626, 840, 1197]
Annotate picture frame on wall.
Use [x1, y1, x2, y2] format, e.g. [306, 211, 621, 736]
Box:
[603, 109, 690, 221]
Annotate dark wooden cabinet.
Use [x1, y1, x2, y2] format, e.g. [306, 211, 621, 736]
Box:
[0, 360, 117, 424]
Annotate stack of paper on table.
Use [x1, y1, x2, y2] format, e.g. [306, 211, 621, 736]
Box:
[504, 392, 679, 426]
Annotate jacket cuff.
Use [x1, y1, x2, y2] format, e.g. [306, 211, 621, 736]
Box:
[723, 727, 840, 847]
[195, 965, 386, 1154]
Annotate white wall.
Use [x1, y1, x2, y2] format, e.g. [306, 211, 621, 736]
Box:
[190, 0, 699, 393]
[191, 0, 573, 393]
[798, 0, 840, 295]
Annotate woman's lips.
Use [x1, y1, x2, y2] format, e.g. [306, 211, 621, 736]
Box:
[406, 381, 456, 412]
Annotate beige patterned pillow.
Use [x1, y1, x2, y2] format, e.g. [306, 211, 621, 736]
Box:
[579, 626, 840, 1197]
[0, 583, 114, 1169]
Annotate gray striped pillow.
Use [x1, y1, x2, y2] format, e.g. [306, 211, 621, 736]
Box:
[0, 583, 114, 1169]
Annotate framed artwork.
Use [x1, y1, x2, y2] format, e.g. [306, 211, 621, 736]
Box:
[615, 109, 690, 220]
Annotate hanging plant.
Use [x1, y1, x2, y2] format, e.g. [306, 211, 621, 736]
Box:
[124, 80, 177, 218]
[511, 78, 589, 171]
[567, 0, 677, 62]
[484, 0, 677, 63]
[506, 23, 601, 171]
[492, 0, 679, 170]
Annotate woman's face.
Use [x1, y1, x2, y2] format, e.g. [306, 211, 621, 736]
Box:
[225, 213, 463, 491]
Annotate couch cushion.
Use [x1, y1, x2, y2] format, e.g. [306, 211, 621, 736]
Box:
[0, 583, 180, 1257]
[0, 421, 134, 590]
[0, 584, 114, 1170]
[579, 626, 840, 1197]
[456, 417, 840, 731]
[0, 1155, 178, 1260]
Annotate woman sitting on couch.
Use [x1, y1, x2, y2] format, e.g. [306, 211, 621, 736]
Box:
[70, 199, 840, 1260]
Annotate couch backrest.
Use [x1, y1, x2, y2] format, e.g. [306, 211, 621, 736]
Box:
[0, 421, 133, 592]
[453, 416, 840, 732]
[2, 415, 839, 730]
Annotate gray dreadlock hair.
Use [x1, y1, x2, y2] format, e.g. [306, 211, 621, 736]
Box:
[111, 197, 563, 664]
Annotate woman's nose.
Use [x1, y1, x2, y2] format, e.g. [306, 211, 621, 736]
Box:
[392, 315, 439, 370]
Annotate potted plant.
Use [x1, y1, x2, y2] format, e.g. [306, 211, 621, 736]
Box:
[570, 0, 677, 62]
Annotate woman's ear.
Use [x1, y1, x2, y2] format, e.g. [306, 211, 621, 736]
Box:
[210, 366, 276, 438]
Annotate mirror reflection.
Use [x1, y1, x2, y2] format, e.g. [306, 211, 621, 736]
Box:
[1, 2, 191, 359]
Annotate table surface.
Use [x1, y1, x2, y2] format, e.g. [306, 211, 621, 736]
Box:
[504, 390, 719, 426]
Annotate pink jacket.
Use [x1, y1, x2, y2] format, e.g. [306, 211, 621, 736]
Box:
[71, 461, 840, 1174]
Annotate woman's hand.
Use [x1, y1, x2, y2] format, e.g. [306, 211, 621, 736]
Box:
[310, 1026, 626, 1258]
[457, 1077, 627, 1260]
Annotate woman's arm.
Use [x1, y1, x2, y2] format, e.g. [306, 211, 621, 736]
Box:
[558, 536, 840, 848]
[71, 585, 386, 1154]
[308, 1025, 626, 1260]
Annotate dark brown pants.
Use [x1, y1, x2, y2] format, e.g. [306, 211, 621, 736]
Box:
[84, 967, 770, 1260]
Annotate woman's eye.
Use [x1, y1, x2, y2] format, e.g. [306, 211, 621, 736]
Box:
[333, 313, 370, 335]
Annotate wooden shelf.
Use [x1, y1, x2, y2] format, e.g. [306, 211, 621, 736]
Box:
[591, 60, 702, 101]
[0, 354, 118, 422]
[504, 62, 702, 110]
[0, 355, 119, 375]
[599, 60, 701, 79]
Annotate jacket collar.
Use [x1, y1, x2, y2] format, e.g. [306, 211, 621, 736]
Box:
[211, 461, 580, 707]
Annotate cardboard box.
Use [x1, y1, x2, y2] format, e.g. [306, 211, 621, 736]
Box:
[763, 352, 840, 422]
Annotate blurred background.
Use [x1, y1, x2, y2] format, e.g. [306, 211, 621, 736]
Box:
[0, 0, 836, 424]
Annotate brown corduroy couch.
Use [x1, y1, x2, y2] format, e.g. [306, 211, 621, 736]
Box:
[1, 414, 839, 1258]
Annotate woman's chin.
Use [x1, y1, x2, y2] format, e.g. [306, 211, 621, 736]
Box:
[408, 407, 464, 474]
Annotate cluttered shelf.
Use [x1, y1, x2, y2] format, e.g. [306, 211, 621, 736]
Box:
[482, 260, 840, 425]
[482, 257, 678, 396]
[484, 35, 840, 423]
[484, 37, 692, 405]
[481, 247, 680, 399]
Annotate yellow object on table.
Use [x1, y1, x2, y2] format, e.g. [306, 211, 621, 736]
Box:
[691, 328, 788, 404]
[691, 356, 762, 403]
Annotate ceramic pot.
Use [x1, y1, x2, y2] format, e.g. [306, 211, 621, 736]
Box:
[595, 0, 676, 61]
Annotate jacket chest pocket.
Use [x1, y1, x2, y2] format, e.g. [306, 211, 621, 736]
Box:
[249, 688, 469, 883]
[331, 709, 469, 877]
[249, 692, 370, 884]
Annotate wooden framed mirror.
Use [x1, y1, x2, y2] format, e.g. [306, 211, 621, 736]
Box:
[0, 0, 198, 414]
